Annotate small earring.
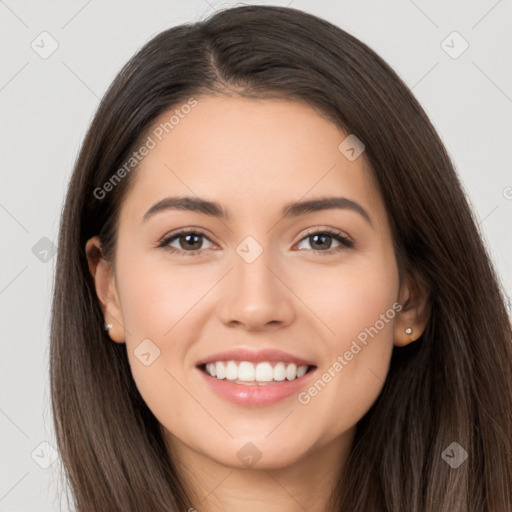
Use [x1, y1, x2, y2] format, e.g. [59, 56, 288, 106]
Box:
[104, 322, 112, 332]
[404, 327, 413, 335]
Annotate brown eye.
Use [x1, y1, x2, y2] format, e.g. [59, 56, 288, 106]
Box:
[175, 233, 204, 251]
[306, 233, 335, 250]
[159, 230, 215, 255]
[296, 229, 353, 254]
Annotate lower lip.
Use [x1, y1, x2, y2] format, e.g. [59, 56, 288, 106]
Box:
[197, 366, 316, 407]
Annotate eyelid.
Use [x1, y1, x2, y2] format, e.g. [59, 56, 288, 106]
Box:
[293, 227, 354, 255]
[296, 226, 353, 245]
[157, 227, 217, 250]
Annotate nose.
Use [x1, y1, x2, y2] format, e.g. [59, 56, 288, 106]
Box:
[218, 246, 296, 332]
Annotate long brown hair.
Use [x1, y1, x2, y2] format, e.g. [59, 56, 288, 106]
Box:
[50, 5, 512, 511]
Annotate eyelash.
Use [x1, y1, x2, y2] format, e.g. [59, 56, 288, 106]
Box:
[157, 227, 354, 257]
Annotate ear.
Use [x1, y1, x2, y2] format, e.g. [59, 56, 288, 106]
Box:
[394, 271, 430, 347]
[85, 236, 125, 343]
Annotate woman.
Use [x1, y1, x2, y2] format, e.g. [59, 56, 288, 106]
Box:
[50, 5, 512, 511]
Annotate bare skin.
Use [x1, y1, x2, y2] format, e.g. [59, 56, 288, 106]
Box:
[86, 95, 429, 512]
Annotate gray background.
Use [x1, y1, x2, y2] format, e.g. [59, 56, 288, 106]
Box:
[1, 0, 511, 510]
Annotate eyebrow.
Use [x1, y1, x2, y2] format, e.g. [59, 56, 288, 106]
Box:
[142, 195, 373, 226]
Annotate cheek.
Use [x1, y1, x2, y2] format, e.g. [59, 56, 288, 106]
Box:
[115, 250, 220, 413]
[294, 250, 399, 345]
[112, 248, 184, 386]
[116, 251, 205, 338]
[118, 271, 191, 432]
[294, 251, 399, 417]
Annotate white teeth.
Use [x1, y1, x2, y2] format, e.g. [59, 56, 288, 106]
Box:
[255, 362, 273, 382]
[204, 360, 310, 383]
[215, 362, 226, 379]
[296, 365, 308, 378]
[286, 363, 297, 380]
[273, 362, 286, 381]
[238, 361, 255, 381]
[205, 362, 217, 377]
[225, 361, 238, 380]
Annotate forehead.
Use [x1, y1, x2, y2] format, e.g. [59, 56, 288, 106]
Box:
[120, 95, 384, 224]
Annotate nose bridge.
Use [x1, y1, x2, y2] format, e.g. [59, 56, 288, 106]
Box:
[218, 234, 295, 329]
[235, 240, 275, 296]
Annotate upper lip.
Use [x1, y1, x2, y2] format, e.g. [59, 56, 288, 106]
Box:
[196, 347, 316, 367]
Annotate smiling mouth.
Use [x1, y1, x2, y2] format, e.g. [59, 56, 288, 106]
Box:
[198, 360, 316, 385]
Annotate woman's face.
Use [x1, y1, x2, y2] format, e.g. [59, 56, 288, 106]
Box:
[90, 95, 415, 471]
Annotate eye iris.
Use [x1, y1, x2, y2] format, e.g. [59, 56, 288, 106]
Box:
[180, 233, 202, 250]
[310, 233, 332, 250]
